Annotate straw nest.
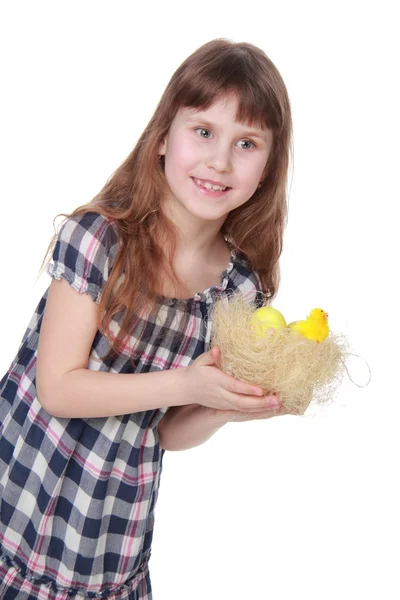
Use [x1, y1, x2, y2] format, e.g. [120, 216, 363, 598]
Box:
[211, 295, 350, 415]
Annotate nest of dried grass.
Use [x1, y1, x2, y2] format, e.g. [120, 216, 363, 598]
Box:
[211, 295, 350, 415]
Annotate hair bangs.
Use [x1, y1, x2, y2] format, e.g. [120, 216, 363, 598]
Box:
[172, 42, 281, 132]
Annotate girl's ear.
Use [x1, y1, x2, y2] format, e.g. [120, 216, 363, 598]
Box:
[158, 137, 167, 156]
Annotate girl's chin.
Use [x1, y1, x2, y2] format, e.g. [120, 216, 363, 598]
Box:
[181, 199, 228, 223]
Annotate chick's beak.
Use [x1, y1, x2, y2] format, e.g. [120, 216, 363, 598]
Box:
[324, 312, 329, 320]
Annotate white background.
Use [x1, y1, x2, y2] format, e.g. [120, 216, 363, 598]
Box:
[1, 1, 399, 598]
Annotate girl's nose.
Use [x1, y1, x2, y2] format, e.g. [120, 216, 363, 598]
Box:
[205, 145, 232, 172]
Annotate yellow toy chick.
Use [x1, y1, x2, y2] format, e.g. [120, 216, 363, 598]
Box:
[288, 308, 330, 343]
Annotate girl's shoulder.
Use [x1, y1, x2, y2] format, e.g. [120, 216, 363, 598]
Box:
[57, 210, 119, 251]
[47, 210, 120, 305]
[229, 250, 263, 293]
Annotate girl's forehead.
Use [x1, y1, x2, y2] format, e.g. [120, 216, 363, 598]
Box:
[176, 94, 268, 130]
[181, 93, 241, 115]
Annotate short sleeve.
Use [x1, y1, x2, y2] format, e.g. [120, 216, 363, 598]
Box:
[46, 211, 118, 304]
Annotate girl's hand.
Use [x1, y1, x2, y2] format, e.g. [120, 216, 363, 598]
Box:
[181, 346, 280, 413]
[208, 404, 290, 423]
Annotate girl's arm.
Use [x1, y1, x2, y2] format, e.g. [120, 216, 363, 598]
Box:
[159, 403, 287, 452]
[158, 404, 230, 451]
[37, 277, 189, 417]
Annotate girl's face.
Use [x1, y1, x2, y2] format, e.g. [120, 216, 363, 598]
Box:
[159, 94, 273, 224]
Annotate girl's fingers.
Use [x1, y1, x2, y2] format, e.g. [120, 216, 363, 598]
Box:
[210, 346, 221, 362]
[226, 392, 281, 412]
[223, 405, 287, 422]
[196, 348, 219, 367]
[225, 376, 264, 397]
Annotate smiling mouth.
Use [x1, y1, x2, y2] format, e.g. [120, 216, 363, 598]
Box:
[192, 177, 230, 192]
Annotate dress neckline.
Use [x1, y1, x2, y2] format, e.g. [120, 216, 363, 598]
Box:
[156, 247, 237, 308]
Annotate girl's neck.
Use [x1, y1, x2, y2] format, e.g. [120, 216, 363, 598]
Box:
[158, 199, 231, 299]
[162, 198, 227, 260]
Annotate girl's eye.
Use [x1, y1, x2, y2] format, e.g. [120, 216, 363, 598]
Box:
[237, 139, 255, 150]
[194, 128, 255, 149]
[195, 127, 212, 138]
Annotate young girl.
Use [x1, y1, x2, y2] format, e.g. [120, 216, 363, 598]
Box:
[0, 38, 292, 599]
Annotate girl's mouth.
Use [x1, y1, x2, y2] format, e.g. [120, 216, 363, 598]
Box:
[191, 177, 231, 196]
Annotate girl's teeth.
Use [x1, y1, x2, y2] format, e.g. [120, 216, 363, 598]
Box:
[195, 178, 226, 191]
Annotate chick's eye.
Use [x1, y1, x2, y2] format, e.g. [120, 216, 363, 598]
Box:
[237, 139, 255, 150]
[195, 127, 212, 138]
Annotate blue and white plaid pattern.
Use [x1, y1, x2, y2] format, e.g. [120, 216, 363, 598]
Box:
[0, 211, 263, 598]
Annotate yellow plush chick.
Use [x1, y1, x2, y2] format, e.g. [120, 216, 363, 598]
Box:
[250, 306, 287, 336]
[288, 308, 330, 343]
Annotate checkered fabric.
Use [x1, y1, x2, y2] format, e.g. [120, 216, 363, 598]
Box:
[0, 211, 263, 599]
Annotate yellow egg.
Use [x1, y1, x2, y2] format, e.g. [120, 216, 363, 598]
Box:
[250, 306, 287, 336]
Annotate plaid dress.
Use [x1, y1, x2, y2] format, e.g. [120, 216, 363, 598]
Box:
[0, 211, 262, 599]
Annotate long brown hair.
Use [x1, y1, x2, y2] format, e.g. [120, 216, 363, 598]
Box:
[39, 38, 293, 358]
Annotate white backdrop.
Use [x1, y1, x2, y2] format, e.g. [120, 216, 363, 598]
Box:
[1, 1, 399, 598]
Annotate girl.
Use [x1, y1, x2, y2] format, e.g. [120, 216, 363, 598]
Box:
[0, 38, 292, 599]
